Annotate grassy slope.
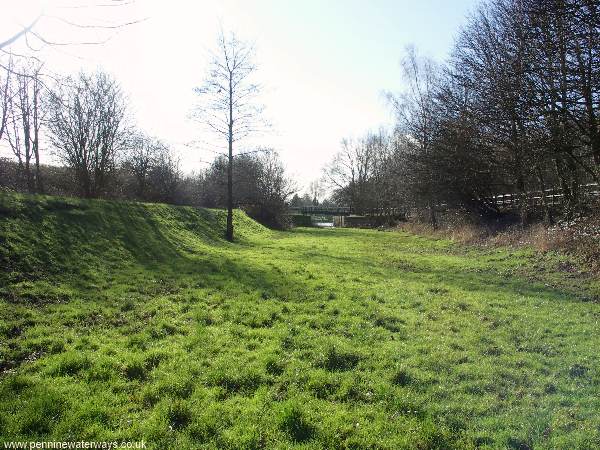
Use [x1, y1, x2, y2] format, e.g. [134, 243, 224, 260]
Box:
[1, 193, 599, 449]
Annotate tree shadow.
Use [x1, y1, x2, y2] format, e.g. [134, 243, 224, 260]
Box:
[384, 261, 598, 304]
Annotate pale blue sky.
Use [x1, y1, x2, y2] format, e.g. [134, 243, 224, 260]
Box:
[3, 0, 479, 189]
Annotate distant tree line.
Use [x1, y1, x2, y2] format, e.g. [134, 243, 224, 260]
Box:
[0, 62, 293, 228]
[325, 0, 600, 226]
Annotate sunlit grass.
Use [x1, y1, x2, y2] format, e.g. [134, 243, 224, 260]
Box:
[1, 193, 599, 449]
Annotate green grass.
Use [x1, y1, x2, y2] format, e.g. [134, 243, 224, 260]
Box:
[1, 192, 600, 449]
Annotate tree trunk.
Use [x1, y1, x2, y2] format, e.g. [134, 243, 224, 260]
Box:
[33, 79, 42, 194]
[428, 200, 437, 229]
[226, 75, 234, 242]
[81, 168, 92, 198]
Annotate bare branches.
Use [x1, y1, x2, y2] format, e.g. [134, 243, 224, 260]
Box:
[389, 47, 439, 153]
[46, 70, 129, 198]
[193, 30, 267, 150]
[2, 58, 45, 192]
[42, 14, 148, 31]
[0, 15, 41, 50]
[0, 1, 143, 52]
[193, 28, 268, 241]
[322, 131, 398, 213]
[377, 0, 600, 221]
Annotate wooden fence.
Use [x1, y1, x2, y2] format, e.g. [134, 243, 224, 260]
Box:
[487, 183, 600, 209]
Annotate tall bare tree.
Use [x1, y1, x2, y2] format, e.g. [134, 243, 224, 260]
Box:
[388, 47, 441, 225]
[194, 30, 266, 242]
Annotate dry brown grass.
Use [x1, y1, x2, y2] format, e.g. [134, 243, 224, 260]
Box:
[398, 216, 600, 272]
[399, 221, 489, 244]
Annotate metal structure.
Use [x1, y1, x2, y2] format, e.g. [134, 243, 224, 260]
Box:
[289, 206, 407, 217]
[289, 183, 600, 220]
[487, 183, 600, 209]
[289, 206, 352, 216]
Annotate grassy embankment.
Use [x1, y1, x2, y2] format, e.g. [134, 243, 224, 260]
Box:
[1, 192, 599, 449]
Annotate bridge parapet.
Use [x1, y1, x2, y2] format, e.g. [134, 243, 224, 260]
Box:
[288, 206, 407, 218]
[289, 206, 353, 216]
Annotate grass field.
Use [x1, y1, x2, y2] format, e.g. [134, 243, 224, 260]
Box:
[1, 193, 600, 449]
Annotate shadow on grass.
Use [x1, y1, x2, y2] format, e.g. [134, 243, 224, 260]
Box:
[386, 260, 597, 304]
[0, 193, 310, 306]
[2, 192, 595, 308]
[290, 227, 376, 240]
[0, 195, 231, 284]
[291, 226, 597, 304]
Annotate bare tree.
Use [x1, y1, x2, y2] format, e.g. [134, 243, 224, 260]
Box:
[388, 47, 441, 226]
[46, 70, 128, 198]
[391, 47, 439, 156]
[323, 135, 381, 213]
[123, 132, 165, 199]
[122, 132, 181, 202]
[4, 61, 45, 193]
[194, 29, 266, 242]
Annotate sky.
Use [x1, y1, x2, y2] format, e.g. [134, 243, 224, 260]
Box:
[1, 0, 478, 191]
